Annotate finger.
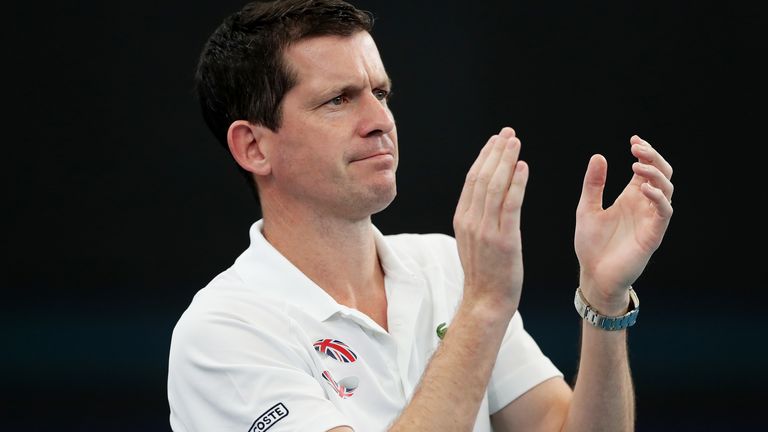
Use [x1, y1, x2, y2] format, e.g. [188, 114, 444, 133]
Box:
[456, 127, 517, 217]
[500, 160, 529, 234]
[641, 182, 674, 219]
[576, 154, 607, 217]
[456, 135, 498, 216]
[484, 136, 522, 228]
[630, 135, 673, 180]
[632, 162, 674, 203]
[498, 126, 516, 140]
[468, 136, 507, 221]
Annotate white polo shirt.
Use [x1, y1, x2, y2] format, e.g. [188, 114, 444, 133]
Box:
[168, 219, 562, 432]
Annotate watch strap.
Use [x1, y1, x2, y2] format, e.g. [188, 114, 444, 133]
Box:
[574, 287, 639, 331]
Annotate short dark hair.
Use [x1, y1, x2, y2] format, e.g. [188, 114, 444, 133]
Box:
[194, 0, 374, 195]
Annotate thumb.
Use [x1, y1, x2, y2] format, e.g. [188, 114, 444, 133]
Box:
[577, 154, 607, 215]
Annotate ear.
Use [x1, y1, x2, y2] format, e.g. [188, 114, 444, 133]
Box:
[226, 120, 272, 177]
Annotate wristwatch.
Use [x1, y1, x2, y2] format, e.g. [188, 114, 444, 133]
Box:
[574, 287, 639, 331]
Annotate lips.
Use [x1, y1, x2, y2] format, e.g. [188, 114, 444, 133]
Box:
[351, 150, 394, 162]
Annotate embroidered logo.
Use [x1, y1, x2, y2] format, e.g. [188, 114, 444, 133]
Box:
[436, 322, 448, 340]
[313, 338, 358, 363]
[321, 370, 359, 399]
[248, 402, 288, 432]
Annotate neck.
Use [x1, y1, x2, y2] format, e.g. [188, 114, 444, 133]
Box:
[260, 198, 385, 314]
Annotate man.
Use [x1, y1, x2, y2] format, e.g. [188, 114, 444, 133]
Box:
[167, 1, 674, 431]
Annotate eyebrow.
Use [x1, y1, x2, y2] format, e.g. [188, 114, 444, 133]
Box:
[316, 77, 393, 101]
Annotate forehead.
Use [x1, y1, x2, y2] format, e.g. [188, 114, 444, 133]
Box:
[283, 31, 389, 90]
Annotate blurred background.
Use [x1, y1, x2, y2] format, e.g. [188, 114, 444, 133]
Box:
[6, 0, 767, 430]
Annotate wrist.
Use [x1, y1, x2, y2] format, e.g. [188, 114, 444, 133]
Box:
[461, 281, 520, 318]
[578, 283, 632, 316]
[574, 286, 639, 331]
[436, 297, 514, 345]
[459, 294, 517, 324]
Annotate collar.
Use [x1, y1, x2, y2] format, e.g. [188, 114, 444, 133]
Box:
[232, 219, 419, 323]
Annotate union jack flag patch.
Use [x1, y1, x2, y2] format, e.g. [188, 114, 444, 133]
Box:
[313, 338, 358, 363]
[321, 370, 358, 399]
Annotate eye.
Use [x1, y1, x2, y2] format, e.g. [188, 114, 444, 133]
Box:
[373, 89, 391, 101]
[328, 95, 350, 106]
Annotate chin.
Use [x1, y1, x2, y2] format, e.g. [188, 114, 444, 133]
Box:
[370, 187, 397, 215]
[349, 182, 397, 218]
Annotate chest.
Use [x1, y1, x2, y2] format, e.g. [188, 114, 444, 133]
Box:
[293, 307, 493, 432]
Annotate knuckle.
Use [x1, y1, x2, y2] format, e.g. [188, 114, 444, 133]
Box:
[460, 217, 477, 232]
[476, 173, 491, 185]
[478, 229, 496, 244]
[465, 172, 478, 185]
[498, 240, 519, 254]
[487, 182, 506, 195]
[502, 196, 521, 211]
[453, 216, 468, 230]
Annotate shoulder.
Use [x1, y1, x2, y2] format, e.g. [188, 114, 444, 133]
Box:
[178, 267, 287, 321]
[169, 267, 299, 361]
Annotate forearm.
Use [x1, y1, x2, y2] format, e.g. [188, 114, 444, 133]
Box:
[392, 127, 527, 430]
[563, 293, 635, 432]
[388, 299, 513, 431]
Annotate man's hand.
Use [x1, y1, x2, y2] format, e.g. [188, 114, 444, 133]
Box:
[390, 127, 531, 432]
[575, 135, 674, 313]
[453, 126, 529, 315]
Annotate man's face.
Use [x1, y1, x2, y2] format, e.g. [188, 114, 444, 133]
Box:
[264, 31, 398, 220]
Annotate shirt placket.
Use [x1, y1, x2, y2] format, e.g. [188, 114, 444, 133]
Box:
[386, 273, 426, 397]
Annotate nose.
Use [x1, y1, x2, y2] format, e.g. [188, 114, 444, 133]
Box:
[357, 91, 395, 138]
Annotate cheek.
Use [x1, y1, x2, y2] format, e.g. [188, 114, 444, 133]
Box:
[269, 140, 306, 181]
[389, 130, 399, 156]
[281, 145, 342, 184]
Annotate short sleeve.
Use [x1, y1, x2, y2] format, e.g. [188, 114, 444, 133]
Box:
[384, 231, 563, 415]
[167, 299, 351, 432]
[486, 311, 564, 414]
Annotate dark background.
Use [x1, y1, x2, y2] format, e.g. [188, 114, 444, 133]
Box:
[7, 1, 767, 431]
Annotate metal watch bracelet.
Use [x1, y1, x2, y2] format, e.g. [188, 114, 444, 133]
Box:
[574, 287, 640, 331]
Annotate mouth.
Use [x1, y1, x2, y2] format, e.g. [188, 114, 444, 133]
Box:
[351, 151, 394, 162]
